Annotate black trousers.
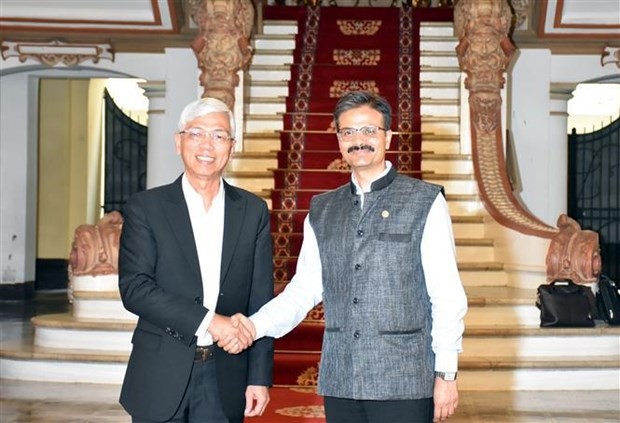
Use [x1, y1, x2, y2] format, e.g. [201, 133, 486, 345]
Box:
[323, 395, 433, 423]
[132, 359, 242, 423]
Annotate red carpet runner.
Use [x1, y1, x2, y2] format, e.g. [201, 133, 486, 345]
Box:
[262, 5, 452, 391]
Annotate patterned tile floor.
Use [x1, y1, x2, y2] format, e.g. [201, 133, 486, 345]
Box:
[1, 292, 619, 423]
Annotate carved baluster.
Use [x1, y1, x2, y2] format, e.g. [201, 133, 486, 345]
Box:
[188, 0, 255, 109]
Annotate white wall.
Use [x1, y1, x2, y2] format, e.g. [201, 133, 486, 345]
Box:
[508, 49, 619, 227]
[0, 50, 200, 287]
[0, 73, 37, 285]
[508, 49, 553, 225]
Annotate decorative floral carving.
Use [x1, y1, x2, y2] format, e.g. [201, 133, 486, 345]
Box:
[306, 303, 325, 321]
[68, 211, 123, 277]
[67, 212, 123, 302]
[471, 91, 501, 133]
[276, 405, 324, 418]
[327, 158, 351, 170]
[1, 40, 113, 67]
[333, 49, 380, 65]
[188, 0, 254, 108]
[546, 215, 601, 284]
[330, 80, 379, 98]
[297, 366, 319, 386]
[337, 20, 381, 35]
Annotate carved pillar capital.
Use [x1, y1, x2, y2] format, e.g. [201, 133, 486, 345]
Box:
[188, 0, 255, 109]
[139, 81, 166, 98]
[550, 82, 576, 100]
[138, 81, 166, 115]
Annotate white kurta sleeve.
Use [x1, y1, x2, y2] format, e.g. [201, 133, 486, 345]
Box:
[421, 194, 468, 372]
[250, 216, 324, 339]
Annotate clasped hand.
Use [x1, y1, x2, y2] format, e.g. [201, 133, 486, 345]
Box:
[208, 313, 256, 354]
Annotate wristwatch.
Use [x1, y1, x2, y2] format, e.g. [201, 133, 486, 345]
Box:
[435, 371, 457, 381]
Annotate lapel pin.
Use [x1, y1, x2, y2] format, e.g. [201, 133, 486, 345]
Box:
[381, 210, 390, 218]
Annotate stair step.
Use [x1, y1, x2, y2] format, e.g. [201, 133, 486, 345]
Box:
[422, 153, 473, 175]
[420, 67, 461, 83]
[262, 20, 299, 36]
[251, 51, 294, 66]
[224, 170, 274, 192]
[421, 85, 460, 100]
[421, 54, 459, 68]
[229, 151, 277, 172]
[423, 173, 477, 195]
[4, 284, 618, 388]
[242, 133, 281, 152]
[420, 22, 454, 37]
[421, 117, 460, 138]
[248, 80, 290, 98]
[421, 103, 459, 118]
[248, 65, 291, 81]
[420, 38, 458, 51]
[253, 35, 297, 50]
[247, 101, 287, 115]
[244, 114, 284, 132]
[71, 290, 132, 321]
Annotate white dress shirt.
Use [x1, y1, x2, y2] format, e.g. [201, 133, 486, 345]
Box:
[251, 161, 468, 372]
[182, 174, 225, 346]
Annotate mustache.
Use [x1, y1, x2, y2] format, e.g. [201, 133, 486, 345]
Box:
[347, 144, 376, 154]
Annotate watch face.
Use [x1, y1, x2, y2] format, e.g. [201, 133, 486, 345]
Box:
[436, 371, 457, 381]
[444, 372, 457, 381]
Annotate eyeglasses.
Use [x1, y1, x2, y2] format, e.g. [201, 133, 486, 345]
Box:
[178, 128, 233, 145]
[337, 125, 387, 141]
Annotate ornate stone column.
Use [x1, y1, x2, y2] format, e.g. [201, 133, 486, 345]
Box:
[188, 0, 255, 109]
[549, 83, 576, 221]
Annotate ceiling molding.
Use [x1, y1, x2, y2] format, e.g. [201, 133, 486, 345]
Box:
[537, 0, 620, 39]
[0, 0, 182, 35]
[0, 2, 617, 55]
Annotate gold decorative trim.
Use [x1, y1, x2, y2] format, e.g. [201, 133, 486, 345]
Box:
[276, 405, 325, 418]
[333, 49, 380, 65]
[337, 19, 381, 35]
[330, 80, 378, 98]
[1, 39, 113, 66]
[297, 366, 319, 387]
[327, 158, 350, 170]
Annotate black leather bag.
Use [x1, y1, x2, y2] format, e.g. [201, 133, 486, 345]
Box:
[536, 280, 596, 327]
[596, 274, 620, 325]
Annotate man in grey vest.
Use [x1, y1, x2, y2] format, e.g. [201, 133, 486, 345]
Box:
[223, 91, 468, 422]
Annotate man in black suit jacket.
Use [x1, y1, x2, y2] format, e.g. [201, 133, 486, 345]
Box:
[119, 97, 274, 423]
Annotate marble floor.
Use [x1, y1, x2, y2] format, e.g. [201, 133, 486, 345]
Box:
[1, 292, 619, 423]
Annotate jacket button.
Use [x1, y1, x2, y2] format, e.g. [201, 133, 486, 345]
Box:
[195, 297, 202, 304]
[354, 264, 361, 270]
[353, 200, 360, 206]
[353, 297, 359, 304]
[353, 330, 360, 338]
[357, 229, 364, 237]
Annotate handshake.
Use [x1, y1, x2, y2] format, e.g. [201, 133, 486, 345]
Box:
[207, 313, 257, 354]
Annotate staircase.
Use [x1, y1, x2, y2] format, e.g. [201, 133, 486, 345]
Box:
[0, 11, 618, 393]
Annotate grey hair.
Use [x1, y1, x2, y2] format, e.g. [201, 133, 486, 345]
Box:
[333, 91, 392, 131]
[177, 97, 235, 136]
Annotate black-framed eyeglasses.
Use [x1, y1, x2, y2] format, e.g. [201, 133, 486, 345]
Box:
[178, 127, 233, 144]
[337, 125, 387, 141]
